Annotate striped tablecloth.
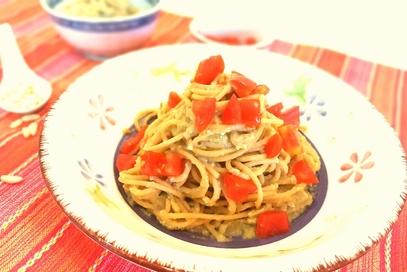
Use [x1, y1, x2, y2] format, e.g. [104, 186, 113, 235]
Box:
[1, 1, 406, 271]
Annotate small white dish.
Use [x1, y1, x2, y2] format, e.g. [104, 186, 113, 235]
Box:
[189, 17, 274, 48]
[0, 23, 52, 114]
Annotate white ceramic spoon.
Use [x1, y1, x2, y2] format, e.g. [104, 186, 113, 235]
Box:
[0, 23, 52, 114]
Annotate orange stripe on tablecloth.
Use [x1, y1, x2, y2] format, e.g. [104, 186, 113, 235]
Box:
[0, 195, 66, 271]
[316, 49, 347, 77]
[0, 0, 38, 22]
[369, 64, 400, 125]
[0, 1, 43, 25]
[289, 44, 319, 64]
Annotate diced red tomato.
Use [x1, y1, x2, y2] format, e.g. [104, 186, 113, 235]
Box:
[119, 125, 148, 155]
[221, 94, 242, 124]
[193, 55, 225, 84]
[116, 153, 137, 172]
[192, 97, 216, 132]
[252, 84, 270, 95]
[240, 99, 261, 127]
[291, 160, 319, 184]
[164, 153, 185, 177]
[168, 91, 181, 109]
[266, 102, 283, 118]
[140, 151, 185, 177]
[230, 75, 257, 98]
[140, 151, 167, 176]
[245, 36, 257, 45]
[278, 125, 303, 157]
[256, 211, 290, 239]
[281, 106, 300, 128]
[204, 35, 258, 46]
[265, 133, 283, 158]
[223, 173, 258, 202]
[267, 103, 301, 127]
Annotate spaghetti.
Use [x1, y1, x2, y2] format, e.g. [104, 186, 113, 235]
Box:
[118, 55, 321, 242]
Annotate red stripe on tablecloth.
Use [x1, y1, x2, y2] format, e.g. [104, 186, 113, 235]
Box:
[342, 57, 374, 96]
[268, 39, 294, 55]
[340, 242, 382, 272]
[0, 119, 44, 174]
[25, 220, 109, 272]
[369, 65, 400, 125]
[390, 208, 407, 271]
[37, 51, 85, 81]
[0, 0, 11, 5]
[13, 13, 51, 36]
[96, 252, 151, 272]
[0, 186, 48, 238]
[0, 158, 46, 228]
[1, 194, 66, 270]
[398, 71, 407, 152]
[316, 49, 347, 77]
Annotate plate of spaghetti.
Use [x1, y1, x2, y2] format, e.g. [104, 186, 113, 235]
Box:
[40, 44, 407, 272]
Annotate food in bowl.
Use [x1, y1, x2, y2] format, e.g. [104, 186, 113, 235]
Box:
[40, 0, 160, 59]
[54, 0, 140, 18]
[116, 55, 321, 242]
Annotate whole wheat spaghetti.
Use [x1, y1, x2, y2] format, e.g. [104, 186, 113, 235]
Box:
[118, 56, 320, 242]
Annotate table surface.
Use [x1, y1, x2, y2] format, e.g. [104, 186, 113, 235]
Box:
[1, 1, 406, 272]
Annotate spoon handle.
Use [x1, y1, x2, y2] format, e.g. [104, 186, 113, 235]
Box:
[0, 23, 32, 79]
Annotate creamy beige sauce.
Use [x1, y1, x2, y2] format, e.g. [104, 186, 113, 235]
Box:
[55, 0, 139, 18]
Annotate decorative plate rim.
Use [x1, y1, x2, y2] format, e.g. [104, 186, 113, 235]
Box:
[39, 44, 407, 272]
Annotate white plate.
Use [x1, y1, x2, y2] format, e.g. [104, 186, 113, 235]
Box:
[39, 44, 407, 272]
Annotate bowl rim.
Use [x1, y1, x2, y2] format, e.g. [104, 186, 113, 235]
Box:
[39, 0, 161, 22]
[189, 17, 275, 49]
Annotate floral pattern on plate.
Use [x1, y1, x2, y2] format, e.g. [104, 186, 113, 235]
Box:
[40, 44, 407, 272]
